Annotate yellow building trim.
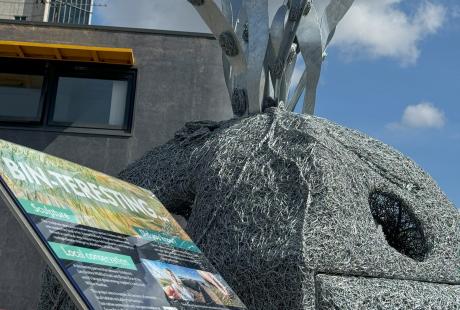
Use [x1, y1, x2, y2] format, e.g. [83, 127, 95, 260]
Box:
[0, 40, 135, 65]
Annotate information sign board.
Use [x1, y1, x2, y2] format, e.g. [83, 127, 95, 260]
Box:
[0, 140, 246, 310]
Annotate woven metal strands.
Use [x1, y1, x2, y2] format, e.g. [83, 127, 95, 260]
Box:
[119, 108, 460, 309]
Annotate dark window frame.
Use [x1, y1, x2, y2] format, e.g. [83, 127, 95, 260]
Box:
[0, 58, 137, 136]
[0, 59, 47, 124]
[47, 63, 137, 131]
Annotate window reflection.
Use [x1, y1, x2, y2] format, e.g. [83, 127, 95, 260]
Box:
[0, 73, 43, 122]
[52, 77, 129, 129]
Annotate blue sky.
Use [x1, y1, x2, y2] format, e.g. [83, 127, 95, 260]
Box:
[308, 0, 460, 207]
[93, 0, 459, 207]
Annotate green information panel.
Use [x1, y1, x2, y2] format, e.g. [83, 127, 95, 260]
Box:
[0, 140, 246, 310]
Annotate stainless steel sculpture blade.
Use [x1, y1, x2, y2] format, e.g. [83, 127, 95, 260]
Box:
[280, 46, 298, 104]
[298, 0, 354, 114]
[244, 0, 269, 113]
[296, 3, 322, 114]
[221, 0, 234, 28]
[221, 0, 234, 95]
[269, 4, 288, 58]
[187, 0, 354, 116]
[320, 0, 354, 51]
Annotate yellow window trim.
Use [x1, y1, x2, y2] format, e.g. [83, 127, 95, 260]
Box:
[0, 40, 135, 66]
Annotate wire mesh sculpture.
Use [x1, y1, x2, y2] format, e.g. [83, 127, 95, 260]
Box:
[188, 0, 354, 116]
[119, 110, 460, 309]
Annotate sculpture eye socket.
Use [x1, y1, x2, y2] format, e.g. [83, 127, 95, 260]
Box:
[369, 191, 428, 262]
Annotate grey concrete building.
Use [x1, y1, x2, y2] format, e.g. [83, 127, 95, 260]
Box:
[0, 0, 93, 24]
[0, 0, 46, 22]
[0, 20, 231, 309]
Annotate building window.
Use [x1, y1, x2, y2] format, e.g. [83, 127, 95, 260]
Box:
[48, 0, 92, 25]
[0, 73, 44, 122]
[51, 77, 130, 130]
[0, 59, 136, 135]
[14, 16, 27, 21]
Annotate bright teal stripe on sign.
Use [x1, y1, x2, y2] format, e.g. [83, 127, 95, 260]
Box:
[19, 198, 78, 224]
[134, 227, 201, 253]
[49, 242, 137, 270]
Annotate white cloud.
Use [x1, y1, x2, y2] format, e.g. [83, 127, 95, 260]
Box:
[333, 0, 447, 65]
[388, 102, 446, 130]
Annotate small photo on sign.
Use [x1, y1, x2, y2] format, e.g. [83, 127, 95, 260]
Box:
[142, 259, 245, 308]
